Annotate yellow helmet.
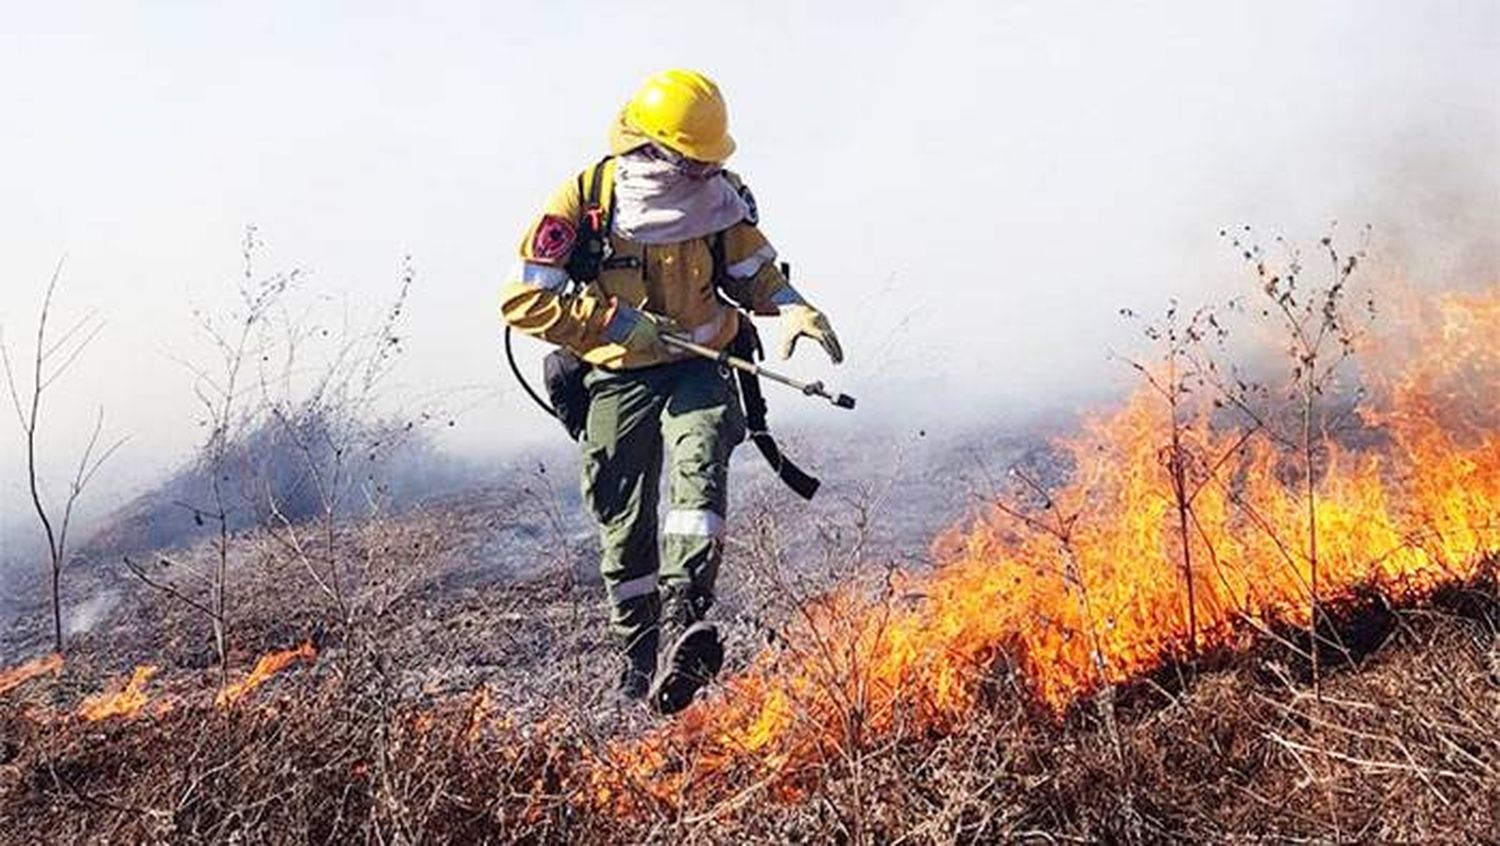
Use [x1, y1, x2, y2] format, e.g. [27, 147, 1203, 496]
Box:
[620, 68, 735, 163]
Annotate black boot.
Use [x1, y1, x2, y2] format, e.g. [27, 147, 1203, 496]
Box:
[649, 587, 723, 715]
[617, 627, 658, 701]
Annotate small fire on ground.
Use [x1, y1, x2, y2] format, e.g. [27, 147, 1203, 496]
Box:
[78, 665, 160, 722]
[0, 642, 318, 722]
[216, 641, 318, 708]
[0, 654, 63, 697]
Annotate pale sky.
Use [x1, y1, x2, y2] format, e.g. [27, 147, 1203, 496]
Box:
[2, 1, 1497, 531]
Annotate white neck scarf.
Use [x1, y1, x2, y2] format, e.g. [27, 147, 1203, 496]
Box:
[611, 150, 749, 245]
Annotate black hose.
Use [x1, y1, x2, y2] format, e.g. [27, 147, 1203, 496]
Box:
[504, 326, 557, 419]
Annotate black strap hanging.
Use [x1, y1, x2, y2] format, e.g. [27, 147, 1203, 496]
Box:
[728, 321, 820, 500]
[709, 233, 821, 500]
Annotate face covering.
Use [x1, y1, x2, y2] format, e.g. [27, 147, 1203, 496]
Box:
[611, 146, 749, 245]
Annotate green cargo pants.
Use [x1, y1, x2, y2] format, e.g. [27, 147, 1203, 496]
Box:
[581, 357, 746, 652]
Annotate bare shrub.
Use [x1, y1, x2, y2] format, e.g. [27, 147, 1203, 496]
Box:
[122, 228, 429, 678]
[1216, 224, 1376, 689]
[1, 259, 125, 654]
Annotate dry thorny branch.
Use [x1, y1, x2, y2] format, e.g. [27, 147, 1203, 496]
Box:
[2, 257, 126, 654]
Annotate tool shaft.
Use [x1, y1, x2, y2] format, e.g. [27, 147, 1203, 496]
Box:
[661, 333, 854, 409]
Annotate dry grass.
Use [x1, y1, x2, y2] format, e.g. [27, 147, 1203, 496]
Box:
[1, 494, 1495, 845]
[1, 420, 1494, 844]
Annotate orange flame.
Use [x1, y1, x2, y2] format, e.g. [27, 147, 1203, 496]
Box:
[78, 665, 159, 722]
[0, 653, 63, 697]
[592, 284, 1499, 807]
[215, 641, 317, 708]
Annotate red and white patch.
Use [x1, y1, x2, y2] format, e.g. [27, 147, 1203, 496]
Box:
[530, 214, 577, 264]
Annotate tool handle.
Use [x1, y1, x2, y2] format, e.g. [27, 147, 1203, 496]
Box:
[661, 333, 746, 370]
[661, 333, 855, 411]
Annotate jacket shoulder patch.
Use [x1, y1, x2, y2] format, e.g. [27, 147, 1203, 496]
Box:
[530, 214, 577, 265]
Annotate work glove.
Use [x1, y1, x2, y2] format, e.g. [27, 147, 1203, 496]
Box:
[616, 308, 681, 355]
[778, 304, 843, 364]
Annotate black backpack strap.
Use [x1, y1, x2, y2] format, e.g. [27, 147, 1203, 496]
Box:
[709, 230, 726, 277]
[728, 322, 820, 500]
[709, 231, 820, 500]
[565, 156, 614, 284]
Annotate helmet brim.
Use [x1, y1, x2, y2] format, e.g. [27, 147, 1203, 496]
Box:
[682, 132, 735, 164]
[610, 108, 735, 163]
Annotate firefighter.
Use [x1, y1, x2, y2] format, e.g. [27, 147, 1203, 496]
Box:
[500, 69, 842, 714]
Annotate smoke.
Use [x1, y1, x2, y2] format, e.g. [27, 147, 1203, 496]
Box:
[1, 514, 45, 613]
[65, 589, 118, 637]
[1362, 138, 1500, 291]
[80, 410, 489, 561]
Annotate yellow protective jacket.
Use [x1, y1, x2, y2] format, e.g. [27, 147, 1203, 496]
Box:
[500, 158, 795, 371]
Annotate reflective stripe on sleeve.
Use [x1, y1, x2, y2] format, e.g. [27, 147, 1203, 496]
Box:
[614, 572, 659, 602]
[514, 261, 570, 291]
[603, 305, 638, 343]
[770, 285, 807, 307]
[726, 244, 777, 279]
[662, 508, 726, 538]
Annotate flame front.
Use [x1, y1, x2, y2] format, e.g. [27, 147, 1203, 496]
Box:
[216, 641, 317, 708]
[78, 665, 159, 722]
[0, 653, 63, 697]
[596, 284, 1500, 806]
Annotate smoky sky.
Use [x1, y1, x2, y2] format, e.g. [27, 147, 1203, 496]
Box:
[1, 0, 1497, 539]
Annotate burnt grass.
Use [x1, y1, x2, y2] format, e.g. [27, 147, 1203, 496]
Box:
[1, 431, 1498, 844]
